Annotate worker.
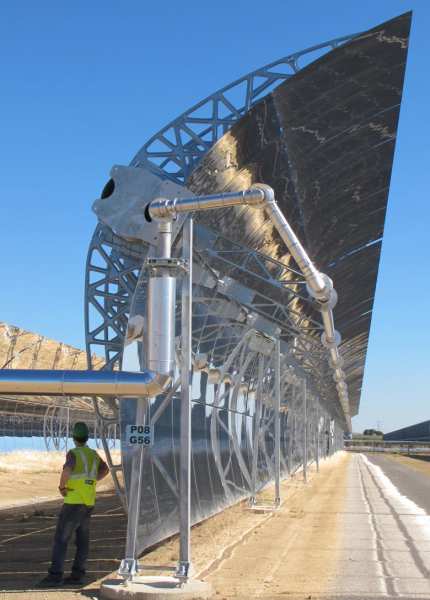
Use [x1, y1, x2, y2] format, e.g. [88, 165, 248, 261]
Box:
[38, 421, 109, 587]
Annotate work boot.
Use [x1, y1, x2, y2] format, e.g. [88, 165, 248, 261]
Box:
[37, 574, 63, 588]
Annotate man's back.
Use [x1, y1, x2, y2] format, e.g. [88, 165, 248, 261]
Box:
[63, 445, 108, 506]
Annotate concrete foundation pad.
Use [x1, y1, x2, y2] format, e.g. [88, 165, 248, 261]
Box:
[245, 504, 280, 514]
[100, 576, 213, 600]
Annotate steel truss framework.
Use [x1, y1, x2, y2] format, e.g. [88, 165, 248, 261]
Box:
[83, 14, 410, 556]
[85, 37, 356, 499]
[130, 35, 355, 182]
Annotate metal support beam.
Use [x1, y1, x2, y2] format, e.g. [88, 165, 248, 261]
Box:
[250, 355, 264, 504]
[274, 339, 281, 505]
[177, 217, 193, 580]
[121, 399, 147, 578]
[288, 409, 294, 475]
[303, 378, 308, 484]
[316, 408, 320, 473]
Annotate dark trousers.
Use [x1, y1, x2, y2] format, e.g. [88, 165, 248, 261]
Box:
[49, 503, 93, 578]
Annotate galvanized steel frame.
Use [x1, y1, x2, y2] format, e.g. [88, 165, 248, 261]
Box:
[84, 35, 354, 508]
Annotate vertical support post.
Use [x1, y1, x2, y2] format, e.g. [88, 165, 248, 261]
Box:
[123, 399, 147, 577]
[274, 339, 281, 505]
[43, 406, 50, 450]
[289, 410, 295, 475]
[177, 217, 193, 580]
[250, 354, 264, 504]
[303, 378, 308, 483]
[121, 217, 177, 580]
[287, 407, 292, 476]
[316, 406, 320, 473]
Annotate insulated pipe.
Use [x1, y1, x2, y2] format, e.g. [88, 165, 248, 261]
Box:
[145, 276, 176, 376]
[0, 369, 171, 398]
[146, 184, 333, 303]
[157, 219, 173, 257]
[146, 188, 265, 221]
[256, 187, 351, 427]
[145, 184, 351, 428]
[253, 184, 329, 300]
[320, 309, 337, 343]
[144, 220, 176, 377]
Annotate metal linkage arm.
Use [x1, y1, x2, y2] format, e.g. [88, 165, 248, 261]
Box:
[145, 183, 350, 428]
[0, 369, 171, 398]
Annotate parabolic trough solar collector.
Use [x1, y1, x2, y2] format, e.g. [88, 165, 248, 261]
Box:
[188, 12, 411, 418]
[90, 13, 411, 556]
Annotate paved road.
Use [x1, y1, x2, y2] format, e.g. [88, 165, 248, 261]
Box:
[365, 453, 430, 514]
[325, 453, 430, 599]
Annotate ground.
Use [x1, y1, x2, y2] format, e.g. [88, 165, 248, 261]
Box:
[3, 451, 430, 599]
[0, 450, 118, 510]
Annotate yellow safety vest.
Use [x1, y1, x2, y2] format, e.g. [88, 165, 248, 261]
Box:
[65, 446, 99, 507]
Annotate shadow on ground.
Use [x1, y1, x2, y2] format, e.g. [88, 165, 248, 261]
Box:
[0, 491, 126, 591]
[405, 454, 430, 463]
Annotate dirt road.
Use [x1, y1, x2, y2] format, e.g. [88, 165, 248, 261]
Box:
[203, 452, 430, 599]
[203, 452, 349, 598]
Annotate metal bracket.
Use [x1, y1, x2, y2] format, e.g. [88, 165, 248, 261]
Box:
[175, 560, 191, 581]
[118, 558, 139, 580]
[144, 257, 188, 278]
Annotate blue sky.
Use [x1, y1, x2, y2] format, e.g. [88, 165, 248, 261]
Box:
[0, 1, 428, 433]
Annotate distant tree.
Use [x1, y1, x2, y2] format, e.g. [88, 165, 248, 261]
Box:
[363, 428, 383, 437]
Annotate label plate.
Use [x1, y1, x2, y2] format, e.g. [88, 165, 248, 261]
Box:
[125, 424, 153, 447]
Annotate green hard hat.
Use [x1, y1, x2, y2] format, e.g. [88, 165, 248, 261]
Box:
[72, 422, 89, 439]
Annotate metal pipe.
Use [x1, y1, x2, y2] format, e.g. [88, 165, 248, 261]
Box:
[254, 185, 350, 427]
[144, 220, 176, 377]
[146, 188, 265, 221]
[0, 369, 171, 398]
[320, 309, 337, 343]
[157, 219, 172, 258]
[145, 277, 176, 376]
[146, 185, 330, 299]
[255, 184, 327, 298]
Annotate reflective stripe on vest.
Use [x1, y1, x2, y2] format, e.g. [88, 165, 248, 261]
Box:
[64, 446, 99, 506]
